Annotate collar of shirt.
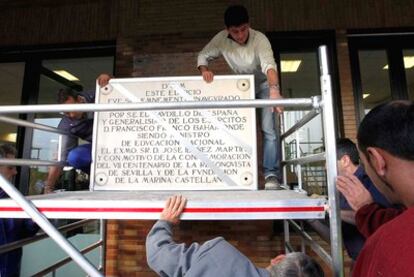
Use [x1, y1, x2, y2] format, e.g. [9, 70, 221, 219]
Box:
[227, 31, 250, 45]
[354, 165, 366, 179]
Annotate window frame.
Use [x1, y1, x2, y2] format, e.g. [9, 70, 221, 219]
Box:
[348, 29, 414, 124]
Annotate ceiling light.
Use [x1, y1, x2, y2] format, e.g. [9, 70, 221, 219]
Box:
[383, 56, 414, 70]
[53, 70, 79, 81]
[0, 133, 17, 142]
[363, 93, 370, 99]
[281, 60, 302, 72]
[403, 56, 414, 68]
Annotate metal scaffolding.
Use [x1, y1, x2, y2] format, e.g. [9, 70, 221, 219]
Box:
[0, 46, 343, 276]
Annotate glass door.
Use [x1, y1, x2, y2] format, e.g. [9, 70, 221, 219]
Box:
[27, 56, 114, 195]
[268, 30, 339, 195]
[280, 51, 323, 155]
[279, 50, 326, 194]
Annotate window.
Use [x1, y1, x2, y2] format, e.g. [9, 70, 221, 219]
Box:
[349, 32, 414, 121]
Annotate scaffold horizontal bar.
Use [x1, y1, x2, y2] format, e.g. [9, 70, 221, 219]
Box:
[1, 206, 324, 213]
[282, 153, 326, 166]
[0, 219, 95, 254]
[281, 109, 320, 140]
[0, 158, 65, 167]
[0, 115, 70, 135]
[0, 98, 318, 114]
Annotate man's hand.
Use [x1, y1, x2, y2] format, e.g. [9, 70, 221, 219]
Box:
[160, 195, 187, 225]
[337, 174, 373, 211]
[270, 87, 283, 113]
[199, 66, 214, 83]
[44, 166, 62, 194]
[97, 73, 112, 87]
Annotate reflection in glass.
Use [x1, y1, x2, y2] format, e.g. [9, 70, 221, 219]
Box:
[280, 51, 326, 194]
[403, 50, 414, 100]
[21, 230, 101, 276]
[359, 50, 391, 114]
[28, 118, 61, 195]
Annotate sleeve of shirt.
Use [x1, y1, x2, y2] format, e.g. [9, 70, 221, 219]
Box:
[355, 203, 404, 238]
[57, 118, 78, 161]
[256, 33, 277, 75]
[197, 32, 223, 68]
[81, 90, 95, 103]
[146, 220, 202, 276]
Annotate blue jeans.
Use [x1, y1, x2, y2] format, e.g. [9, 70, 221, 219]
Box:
[257, 83, 281, 179]
[67, 143, 92, 174]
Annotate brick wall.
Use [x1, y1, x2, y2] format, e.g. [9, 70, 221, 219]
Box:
[3, 0, 414, 46]
[115, 34, 231, 78]
[336, 31, 358, 140]
[106, 220, 281, 276]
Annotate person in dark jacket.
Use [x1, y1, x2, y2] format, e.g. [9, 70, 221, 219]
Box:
[43, 88, 95, 193]
[43, 74, 111, 193]
[335, 139, 392, 260]
[146, 195, 324, 277]
[0, 144, 39, 277]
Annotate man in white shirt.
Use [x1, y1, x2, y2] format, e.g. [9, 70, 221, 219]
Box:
[197, 5, 282, 188]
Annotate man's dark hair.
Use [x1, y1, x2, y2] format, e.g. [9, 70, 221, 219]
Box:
[358, 100, 414, 161]
[336, 138, 359, 165]
[224, 5, 249, 27]
[268, 252, 324, 277]
[0, 144, 17, 158]
[57, 88, 79, 104]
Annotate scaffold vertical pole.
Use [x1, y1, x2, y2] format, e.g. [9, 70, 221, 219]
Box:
[0, 175, 103, 277]
[295, 131, 303, 191]
[318, 45, 344, 277]
[281, 113, 288, 187]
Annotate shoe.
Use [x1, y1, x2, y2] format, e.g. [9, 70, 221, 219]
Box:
[264, 176, 282, 190]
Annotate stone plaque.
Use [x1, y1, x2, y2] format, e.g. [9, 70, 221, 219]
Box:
[91, 75, 257, 190]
